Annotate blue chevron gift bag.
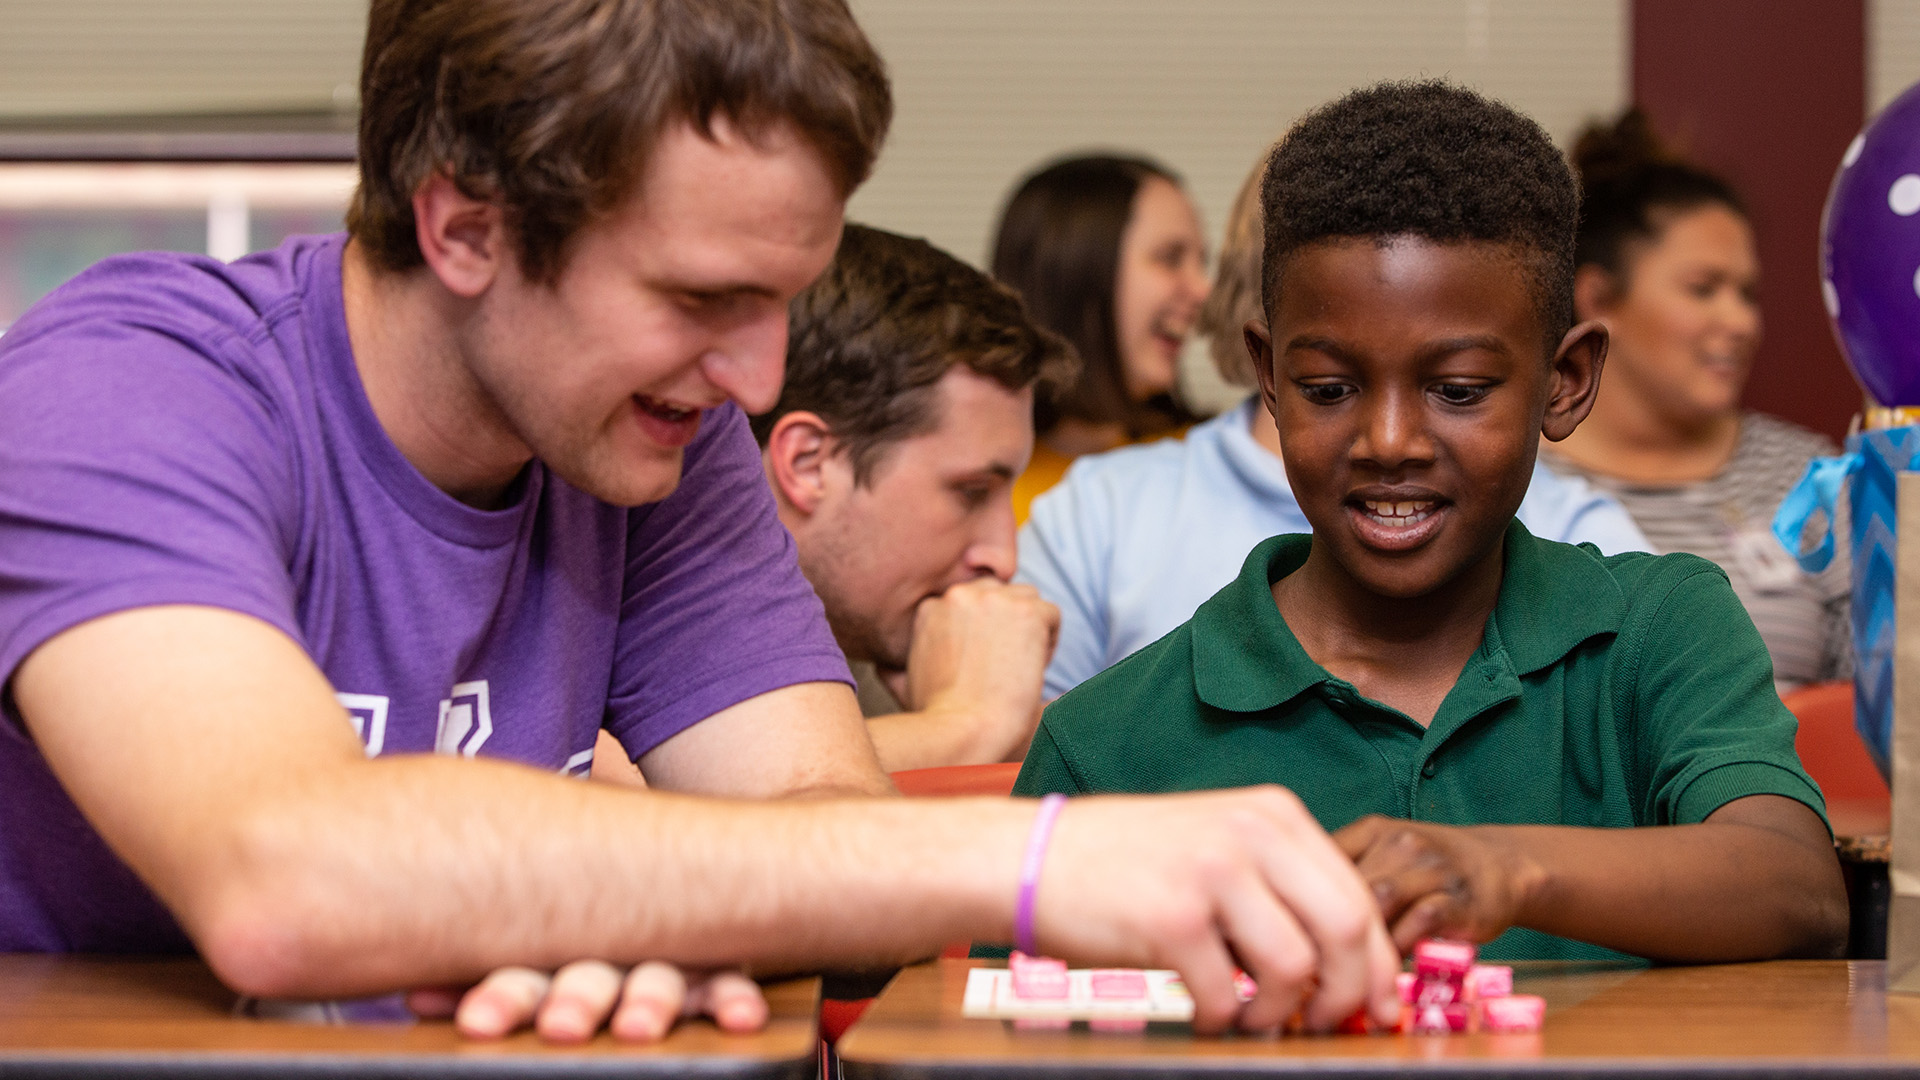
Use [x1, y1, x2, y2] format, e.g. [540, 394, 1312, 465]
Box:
[1775, 425, 1920, 779]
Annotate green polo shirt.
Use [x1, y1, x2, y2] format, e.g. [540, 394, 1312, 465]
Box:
[1014, 521, 1827, 962]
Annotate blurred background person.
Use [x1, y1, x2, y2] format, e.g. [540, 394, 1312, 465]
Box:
[756, 224, 1073, 770]
[1540, 110, 1849, 692]
[1018, 150, 1648, 701]
[990, 154, 1211, 521]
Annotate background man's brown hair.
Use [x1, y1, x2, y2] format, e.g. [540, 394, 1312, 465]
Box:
[753, 223, 1078, 483]
[348, 0, 893, 283]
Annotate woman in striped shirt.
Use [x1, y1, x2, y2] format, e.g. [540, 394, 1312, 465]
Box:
[1541, 110, 1848, 693]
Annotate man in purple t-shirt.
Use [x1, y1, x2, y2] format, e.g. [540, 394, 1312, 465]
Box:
[0, 0, 1402, 1043]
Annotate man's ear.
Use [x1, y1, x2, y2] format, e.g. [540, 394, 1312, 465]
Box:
[412, 171, 507, 299]
[1541, 320, 1609, 443]
[763, 411, 838, 516]
[1572, 264, 1618, 323]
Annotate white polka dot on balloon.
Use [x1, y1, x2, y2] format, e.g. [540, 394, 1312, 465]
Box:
[1844, 133, 1866, 168]
[1823, 278, 1840, 317]
[1911, 263, 1920, 299]
[1891, 174, 1920, 215]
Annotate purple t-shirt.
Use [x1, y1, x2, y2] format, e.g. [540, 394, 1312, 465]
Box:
[0, 233, 852, 952]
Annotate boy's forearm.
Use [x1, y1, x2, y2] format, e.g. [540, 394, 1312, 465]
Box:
[1492, 798, 1847, 961]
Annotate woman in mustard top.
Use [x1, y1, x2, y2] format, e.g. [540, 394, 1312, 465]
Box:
[990, 154, 1211, 521]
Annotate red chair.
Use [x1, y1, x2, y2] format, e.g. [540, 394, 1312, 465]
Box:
[1781, 681, 1888, 829]
[889, 761, 1021, 797]
[819, 762, 1026, 1049]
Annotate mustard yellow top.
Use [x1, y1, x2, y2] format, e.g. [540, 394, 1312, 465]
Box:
[1013, 428, 1191, 526]
[1012, 442, 1075, 526]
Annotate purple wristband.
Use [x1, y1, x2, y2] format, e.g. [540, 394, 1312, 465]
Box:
[1014, 793, 1068, 956]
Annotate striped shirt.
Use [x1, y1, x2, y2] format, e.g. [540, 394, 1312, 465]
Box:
[1542, 413, 1849, 692]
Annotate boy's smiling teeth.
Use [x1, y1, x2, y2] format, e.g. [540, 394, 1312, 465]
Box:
[1361, 499, 1435, 522]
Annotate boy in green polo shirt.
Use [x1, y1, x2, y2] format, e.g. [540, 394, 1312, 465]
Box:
[1013, 82, 1846, 962]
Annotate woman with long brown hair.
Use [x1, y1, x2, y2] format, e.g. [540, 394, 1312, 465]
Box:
[990, 153, 1211, 520]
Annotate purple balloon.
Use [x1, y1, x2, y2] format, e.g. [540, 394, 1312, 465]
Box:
[1824, 81, 1920, 407]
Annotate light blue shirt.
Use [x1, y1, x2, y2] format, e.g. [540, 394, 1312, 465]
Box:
[1018, 397, 1652, 699]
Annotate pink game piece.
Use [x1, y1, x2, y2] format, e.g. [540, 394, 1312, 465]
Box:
[1009, 951, 1065, 972]
[1396, 971, 1418, 1003]
[1090, 968, 1149, 1000]
[1480, 994, 1546, 1033]
[1012, 1016, 1072, 1031]
[1089, 1017, 1149, 1034]
[1412, 975, 1461, 1007]
[1408, 1002, 1473, 1034]
[1465, 964, 1513, 1002]
[1412, 939, 1476, 980]
[1008, 952, 1068, 999]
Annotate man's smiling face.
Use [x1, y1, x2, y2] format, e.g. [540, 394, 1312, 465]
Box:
[1250, 236, 1558, 600]
[464, 116, 846, 507]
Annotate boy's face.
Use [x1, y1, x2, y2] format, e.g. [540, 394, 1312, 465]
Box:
[1246, 237, 1603, 600]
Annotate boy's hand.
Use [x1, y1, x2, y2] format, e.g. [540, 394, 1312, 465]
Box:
[1333, 816, 1547, 953]
[409, 962, 767, 1042]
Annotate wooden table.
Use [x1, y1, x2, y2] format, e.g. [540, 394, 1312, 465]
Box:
[0, 956, 820, 1078]
[837, 958, 1920, 1078]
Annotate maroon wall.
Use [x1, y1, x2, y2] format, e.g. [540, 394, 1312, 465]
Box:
[1632, 0, 1865, 441]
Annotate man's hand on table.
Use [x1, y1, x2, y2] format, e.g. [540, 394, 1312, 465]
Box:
[409, 961, 768, 1042]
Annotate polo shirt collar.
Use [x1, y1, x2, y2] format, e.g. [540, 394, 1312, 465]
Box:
[1491, 519, 1628, 676]
[1191, 521, 1627, 714]
[1191, 533, 1324, 713]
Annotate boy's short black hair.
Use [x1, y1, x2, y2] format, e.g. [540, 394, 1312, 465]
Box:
[751, 223, 1076, 484]
[1260, 80, 1577, 350]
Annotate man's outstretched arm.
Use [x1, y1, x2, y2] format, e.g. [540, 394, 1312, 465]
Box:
[15, 603, 1399, 1034]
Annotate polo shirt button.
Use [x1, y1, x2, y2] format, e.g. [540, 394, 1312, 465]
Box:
[1420, 760, 1437, 779]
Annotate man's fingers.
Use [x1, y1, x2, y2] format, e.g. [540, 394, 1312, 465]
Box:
[1243, 793, 1399, 1031]
[454, 966, 552, 1040]
[534, 960, 625, 1044]
[684, 970, 770, 1033]
[1359, 913, 1405, 1028]
[609, 961, 689, 1042]
[1165, 935, 1245, 1036]
[406, 986, 462, 1019]
[1214, 874, 1314, 1033]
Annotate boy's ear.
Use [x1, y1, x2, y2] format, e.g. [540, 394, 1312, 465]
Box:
[413, 170, 507, 299]
[763, 411, 839, 517]
[1245, 317, 1279, 413]
[1541, 319, 1609, 443]
[1572, 264, 1619, 322]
